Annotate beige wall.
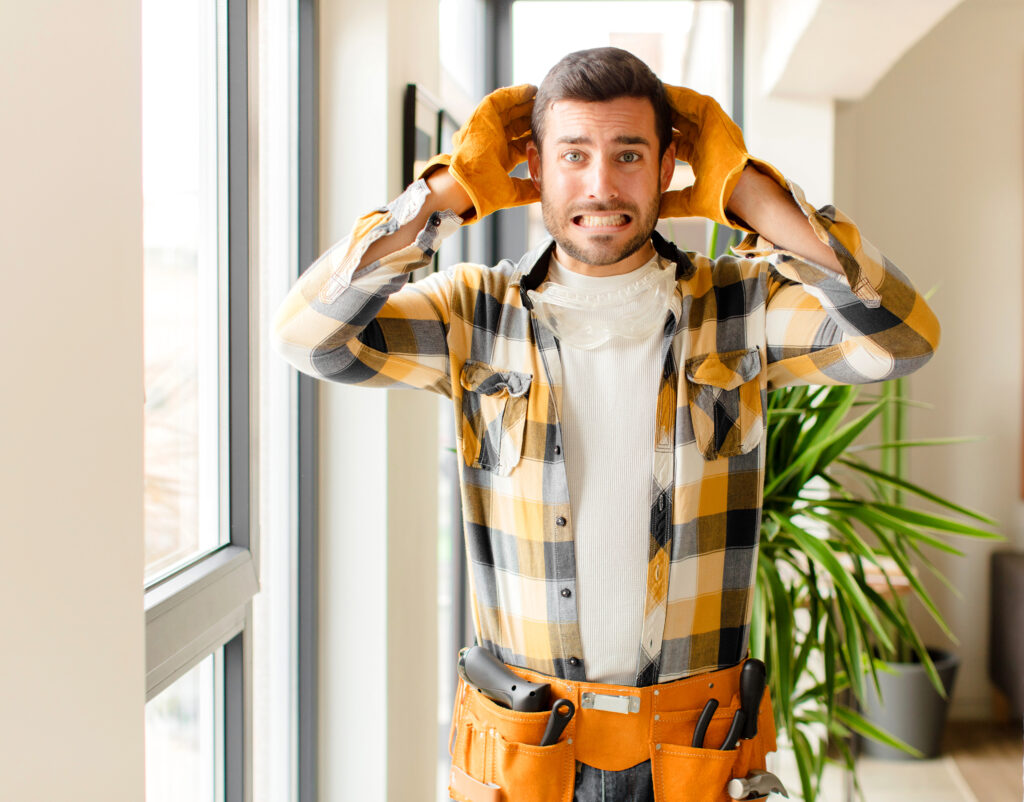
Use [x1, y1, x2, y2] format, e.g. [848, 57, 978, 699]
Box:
[0, 1, 145, 799]
[834, 0, 1024, 718]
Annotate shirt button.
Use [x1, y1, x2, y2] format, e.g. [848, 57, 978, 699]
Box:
[568, 657, 580, 667]
[554, 444, 561, 455]
[561, 588, 572, 598]
[428, 211, 441, 226]
[556, 516, 567, 527]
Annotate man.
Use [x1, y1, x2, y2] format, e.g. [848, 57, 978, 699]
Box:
[274, 48, 939, 802]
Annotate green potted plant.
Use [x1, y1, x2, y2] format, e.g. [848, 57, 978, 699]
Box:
[669, 223, 998, 797]
[850, 377, 966, 762]
[751, 379, 1000, 799]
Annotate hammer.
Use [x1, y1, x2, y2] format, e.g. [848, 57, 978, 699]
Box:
[727, 769, 789, 800]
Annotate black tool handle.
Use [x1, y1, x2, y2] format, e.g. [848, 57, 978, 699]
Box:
[539, 698, 575, 746]
[458, 646, 551, 712]
[691, 698, 719, 748]
[739, 659, 767, 740]
[719, 709, 746, 751]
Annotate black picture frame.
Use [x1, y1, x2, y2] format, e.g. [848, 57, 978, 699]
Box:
[403, 83, 443, 189]
[403, 83, 443, 280]
[436, 108, 469, 271]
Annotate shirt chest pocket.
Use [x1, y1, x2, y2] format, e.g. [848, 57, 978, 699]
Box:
[685, 346, 764, 460]
[459, 361, 533, 476]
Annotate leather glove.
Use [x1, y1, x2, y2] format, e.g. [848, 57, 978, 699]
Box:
[659, 85, 786, 230]
[419, 84, 539, 224]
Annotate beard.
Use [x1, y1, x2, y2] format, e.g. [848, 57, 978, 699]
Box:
[540, 189, 661, 268]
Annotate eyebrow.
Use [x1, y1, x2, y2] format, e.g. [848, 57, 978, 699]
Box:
[554, 135, 651, 147]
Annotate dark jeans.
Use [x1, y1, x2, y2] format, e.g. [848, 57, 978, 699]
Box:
[573, 760, 654, 802]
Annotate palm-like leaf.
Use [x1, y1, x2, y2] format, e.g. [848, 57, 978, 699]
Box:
[753, 381, 1001, 801]
[693, 224, 999, 798]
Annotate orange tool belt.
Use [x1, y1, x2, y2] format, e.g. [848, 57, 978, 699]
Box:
[448, 658, 777, 802]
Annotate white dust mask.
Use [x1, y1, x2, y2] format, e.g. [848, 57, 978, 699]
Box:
[527, 253, 677, 350]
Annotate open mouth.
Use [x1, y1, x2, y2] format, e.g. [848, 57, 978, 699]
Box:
[573, 213, 631, 229]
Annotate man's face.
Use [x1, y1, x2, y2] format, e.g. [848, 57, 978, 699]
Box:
[526, 96, 675, 277]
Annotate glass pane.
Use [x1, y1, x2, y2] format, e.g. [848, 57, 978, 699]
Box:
[512, 0, 732, 98]
[143, 0, 227, 582]
[146, 651, 222, 802]
[439, 0, 488, 102]
[511, 0, 734, 253]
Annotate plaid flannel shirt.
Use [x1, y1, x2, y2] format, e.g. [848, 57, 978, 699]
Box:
[273, 177, 940, 686]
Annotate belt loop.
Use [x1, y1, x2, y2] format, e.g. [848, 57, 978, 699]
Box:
[580, 692, 641, 714]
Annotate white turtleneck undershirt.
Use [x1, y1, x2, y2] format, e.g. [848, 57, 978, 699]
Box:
[546, 252, 667, 685]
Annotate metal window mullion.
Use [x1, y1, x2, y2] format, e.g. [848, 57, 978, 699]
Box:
[487, 0, 515, 266]
[228, 0, 252, 554]
[146, 546, 259, 699]
[224, 608, 253, 802]
[726, 0, 745, 255]
[731, 0, 745, 130]
[226, 1, 257, 801]
[296, 380, 319, 802]
[297, 1, 319, 801]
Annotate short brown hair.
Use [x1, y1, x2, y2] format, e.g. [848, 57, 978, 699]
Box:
[532, 47, 673, 158]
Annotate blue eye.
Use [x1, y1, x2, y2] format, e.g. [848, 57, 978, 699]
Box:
[563, 151, 583, 163]
[620, 152, 640, 163]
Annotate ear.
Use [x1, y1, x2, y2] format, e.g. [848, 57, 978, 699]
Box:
[660, 141, 676, 193]
[526, 141, 542, 189]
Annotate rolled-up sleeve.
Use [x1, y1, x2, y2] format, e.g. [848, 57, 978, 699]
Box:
[271, 179, 463, 395]
[733, 181, 941, 389]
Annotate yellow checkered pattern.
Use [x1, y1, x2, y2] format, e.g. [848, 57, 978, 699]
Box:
[273, 178, 939, 685]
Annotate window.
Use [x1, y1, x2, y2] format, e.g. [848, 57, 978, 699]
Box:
[145, 650, 222, 802]
[143, 0, 272, 799]
[143, 0, 227, 586]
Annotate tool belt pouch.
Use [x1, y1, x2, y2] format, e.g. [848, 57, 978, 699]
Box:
[448, 660, 776, 802]
[448, 675, 576, 802]
[648, 700, 776, 802]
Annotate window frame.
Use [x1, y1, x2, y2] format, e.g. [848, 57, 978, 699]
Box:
[296, 2, 319, 801]
[143, 1, 260, 800]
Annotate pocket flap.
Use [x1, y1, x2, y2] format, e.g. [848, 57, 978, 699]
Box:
[460, 361, 533, 398]
[685, 347, 761, 391]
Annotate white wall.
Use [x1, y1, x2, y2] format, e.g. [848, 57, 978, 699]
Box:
[834, 0, 1024, 718]
[745, 0, 836, 205]
[316, 0, 442, 799]
[0, 2, 145, 800]
[762, 0, 964, 101]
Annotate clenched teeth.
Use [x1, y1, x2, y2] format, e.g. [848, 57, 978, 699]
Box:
[575, 214, 629, 228]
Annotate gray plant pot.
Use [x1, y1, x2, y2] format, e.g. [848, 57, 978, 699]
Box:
[857, 648, 960, 760]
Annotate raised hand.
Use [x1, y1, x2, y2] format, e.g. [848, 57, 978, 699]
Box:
[659, 85, 784, 229]
[420, 84, 539, 224]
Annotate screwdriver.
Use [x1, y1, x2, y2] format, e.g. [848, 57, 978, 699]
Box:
[538, 698, 575, 746]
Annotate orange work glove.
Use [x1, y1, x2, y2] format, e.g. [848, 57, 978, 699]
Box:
[419, 84, 539, 224]
[659, 85, 786, 231]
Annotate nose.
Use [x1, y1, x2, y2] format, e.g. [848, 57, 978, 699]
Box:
[585, 159, 619, 201]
